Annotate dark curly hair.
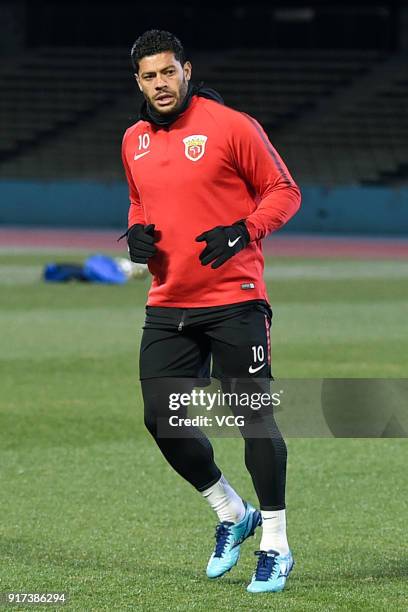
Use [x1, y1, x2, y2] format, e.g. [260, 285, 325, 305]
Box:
[131, 30, 185, 73]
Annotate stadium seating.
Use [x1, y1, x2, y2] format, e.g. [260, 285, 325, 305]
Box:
[0, 47, 407, 185]
[276, 52, 408, 185]
[0, 47, 131, 177]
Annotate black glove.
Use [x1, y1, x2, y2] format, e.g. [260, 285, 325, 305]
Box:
[125, 223, 157, 264]
[196, 220, 250, 269]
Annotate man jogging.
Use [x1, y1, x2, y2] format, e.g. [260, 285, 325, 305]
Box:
[122, 29, 301, 594]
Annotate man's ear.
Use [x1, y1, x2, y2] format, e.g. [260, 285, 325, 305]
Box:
[135, 73, 143, 92]
[183, 61, 192, 82]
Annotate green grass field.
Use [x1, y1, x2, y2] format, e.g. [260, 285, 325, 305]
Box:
[1, 252, 407, 611]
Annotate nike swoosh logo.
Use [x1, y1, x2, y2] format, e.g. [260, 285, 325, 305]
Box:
[228, 236, 241, 248]
[248, 363, 265, 374]
[279, 562, 290, 577]
[134, 151, 150, 161]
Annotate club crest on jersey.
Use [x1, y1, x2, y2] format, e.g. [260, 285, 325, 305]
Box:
[182, 135, 208, 162]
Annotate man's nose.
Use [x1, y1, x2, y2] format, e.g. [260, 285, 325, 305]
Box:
[154, 75, 166, 89]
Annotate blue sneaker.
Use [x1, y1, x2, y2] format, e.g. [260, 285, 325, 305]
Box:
[247, 549, 294, 593]
[206, 502, 262, 579]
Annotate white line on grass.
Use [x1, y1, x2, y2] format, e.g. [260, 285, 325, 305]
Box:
[264, 261, 408, 280]
[0, 265, 43, 285]
[0, 260, 407, 286]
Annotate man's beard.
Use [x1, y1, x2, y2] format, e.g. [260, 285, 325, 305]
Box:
[139, 79, 195, 127]
[148, 78, 189, 115]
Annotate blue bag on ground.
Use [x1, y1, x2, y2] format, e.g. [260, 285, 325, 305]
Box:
[83, 254, 127, 284]
[44, 255, 127, 284]
[44, 263, 86, 282]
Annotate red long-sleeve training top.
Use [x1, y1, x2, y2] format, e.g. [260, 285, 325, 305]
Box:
[122, 95, 301, 307]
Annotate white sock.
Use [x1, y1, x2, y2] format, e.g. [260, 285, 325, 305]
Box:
[201, 475, 246, 523]
[259, 509, 289, 555]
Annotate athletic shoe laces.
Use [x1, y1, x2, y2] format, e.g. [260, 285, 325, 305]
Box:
[253, 550, 279, 581]
[214, 522, 233, 557]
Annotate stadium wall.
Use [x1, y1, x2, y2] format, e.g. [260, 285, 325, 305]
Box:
[0, 180, 407, 235]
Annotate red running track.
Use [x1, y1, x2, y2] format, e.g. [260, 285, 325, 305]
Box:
[1, 227, 408, 259]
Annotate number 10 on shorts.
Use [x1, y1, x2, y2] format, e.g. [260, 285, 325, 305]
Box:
[251, 345, 264, 363]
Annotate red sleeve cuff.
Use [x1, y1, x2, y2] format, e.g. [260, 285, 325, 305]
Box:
[245, 219, 260, 242]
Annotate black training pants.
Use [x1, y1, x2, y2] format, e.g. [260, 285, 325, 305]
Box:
[139, 300, 287, 510]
